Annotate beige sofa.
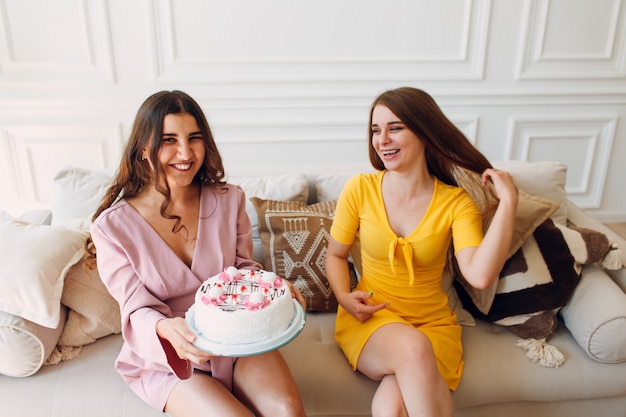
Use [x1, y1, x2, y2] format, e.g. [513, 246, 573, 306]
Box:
[1, 161, 625, 417]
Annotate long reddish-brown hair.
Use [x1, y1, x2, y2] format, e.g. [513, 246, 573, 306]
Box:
[368, 87, 492, 186]
[85, 90, 225, 268]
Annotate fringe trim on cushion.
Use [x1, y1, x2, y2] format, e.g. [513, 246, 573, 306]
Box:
[515, 338, 565, 368]
[44, 345, 83, 366]
[602, 245, 623, 270]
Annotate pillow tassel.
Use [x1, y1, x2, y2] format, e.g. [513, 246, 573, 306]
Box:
[515, 338, 565, 368]
[44, 345, 83, 366]
[601, 245, 623, 270]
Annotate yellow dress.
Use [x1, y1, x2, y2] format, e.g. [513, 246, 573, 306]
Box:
[330, 171, 483, 390]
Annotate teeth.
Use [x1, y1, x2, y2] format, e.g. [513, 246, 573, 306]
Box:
[173, 163, 191, 170]
[382, 149, 399, 156]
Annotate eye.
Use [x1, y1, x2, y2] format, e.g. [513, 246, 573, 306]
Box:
[162, 136, 176, 144]
[371, 128, 381, 135]
[189, 134, 204, 141]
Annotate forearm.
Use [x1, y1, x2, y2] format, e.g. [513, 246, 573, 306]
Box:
[326, 253, 353, 306]
[461, 196, 517, 288]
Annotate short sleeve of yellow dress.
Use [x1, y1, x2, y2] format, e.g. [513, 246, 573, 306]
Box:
[330, 171, 483, 391]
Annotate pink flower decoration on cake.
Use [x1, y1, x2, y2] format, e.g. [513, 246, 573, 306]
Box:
[244, 292, 269, 311]
[257, 271, 283, 289]
[218, 266, 242, 283]
[201, 283, 227, 305]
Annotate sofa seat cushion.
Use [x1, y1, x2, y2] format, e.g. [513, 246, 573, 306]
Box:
[0, 334, 162, 417]
[279, 312, 377, 416]
[453, 320, 626, 409]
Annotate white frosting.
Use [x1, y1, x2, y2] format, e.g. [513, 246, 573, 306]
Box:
[249, 291, 265, 304]
[194, 269, 295, 345]
[260, 271, 276, 284]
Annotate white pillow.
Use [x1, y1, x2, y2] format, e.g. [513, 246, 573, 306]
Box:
[315, 172, 354, 202]
[493, 160, 568, 225]
[0, 210, 86, 328]
[0, 307, 67, 377]
[230, 174, 309, 263]
[52, 166, 114, 225]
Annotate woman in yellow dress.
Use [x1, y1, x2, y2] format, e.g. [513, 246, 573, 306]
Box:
[326, 87, 518, 417]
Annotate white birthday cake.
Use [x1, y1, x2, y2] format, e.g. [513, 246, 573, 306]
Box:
[192, 267, 295, 345]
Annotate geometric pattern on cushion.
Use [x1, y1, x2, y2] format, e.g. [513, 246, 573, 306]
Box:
[251, 197, 356, 312]
[455, 217, 622, 343]
[454, 189, 560, 316]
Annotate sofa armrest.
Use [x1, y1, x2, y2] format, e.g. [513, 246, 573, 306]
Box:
[566, 200, 626, 291]
[19, 209, 53, 225]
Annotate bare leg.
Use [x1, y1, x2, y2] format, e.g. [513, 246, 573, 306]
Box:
[165, 371, 253, 417]
[371, 375, 409, 417]
[234, 350, 306, 417]
[358, 323, 454, 417]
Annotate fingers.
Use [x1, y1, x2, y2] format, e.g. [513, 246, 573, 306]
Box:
[158, 317, 213, 364]
[285, 280, 306, 309]
[348, 290, 389, 322]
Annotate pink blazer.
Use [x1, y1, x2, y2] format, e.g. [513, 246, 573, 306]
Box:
[90, 183, 260, 410]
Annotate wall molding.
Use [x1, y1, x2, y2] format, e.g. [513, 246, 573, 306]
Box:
[507, 114, 617, 208]
[149, 0, 491, 83]
[0, 0, 115, 83]
[517, 0, 626, 79]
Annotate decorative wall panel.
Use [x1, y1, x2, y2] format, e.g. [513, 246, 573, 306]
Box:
[0, 0, 624, 221]
[507, 115, 617, 208]
[0, 0, 115, 83]
[517, 0, 626, 79]
[0, 124, 124, 210]
[150, 0, 490, 83]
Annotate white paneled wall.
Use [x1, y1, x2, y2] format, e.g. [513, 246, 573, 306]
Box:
[1, 0, 625, 221]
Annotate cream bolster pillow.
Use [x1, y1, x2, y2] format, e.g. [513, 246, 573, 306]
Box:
[0, 306, 67, 377]
[560, 265, 626, 363]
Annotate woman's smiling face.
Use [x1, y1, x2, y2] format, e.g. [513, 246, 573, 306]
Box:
[371, 105, 425, 171]
[150, 112, 206, 189]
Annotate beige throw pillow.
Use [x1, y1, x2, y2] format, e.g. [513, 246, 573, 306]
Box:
[0, 210, 85, 328]
[58, 255, 121, 347]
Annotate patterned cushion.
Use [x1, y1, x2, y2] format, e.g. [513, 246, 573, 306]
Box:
[455, 218, 622, 365]
[454, 190, 560, 315]
[251, 198, 355, 312]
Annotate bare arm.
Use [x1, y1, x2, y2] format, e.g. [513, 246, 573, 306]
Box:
[326, 237, 388, 322]
[455, 168, 518, 289]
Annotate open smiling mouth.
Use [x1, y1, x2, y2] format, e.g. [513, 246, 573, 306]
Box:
[172, 163, 192, 171]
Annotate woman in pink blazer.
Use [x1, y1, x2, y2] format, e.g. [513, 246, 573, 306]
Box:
[87, 90, 305, 417]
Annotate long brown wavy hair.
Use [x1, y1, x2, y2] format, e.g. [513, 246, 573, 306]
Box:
[367, 87, 497, 213]
[84, 90, 226, 268]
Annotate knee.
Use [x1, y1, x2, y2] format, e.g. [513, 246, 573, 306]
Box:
[394, 330, 435, 364]
[270, 395, 306, 417]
